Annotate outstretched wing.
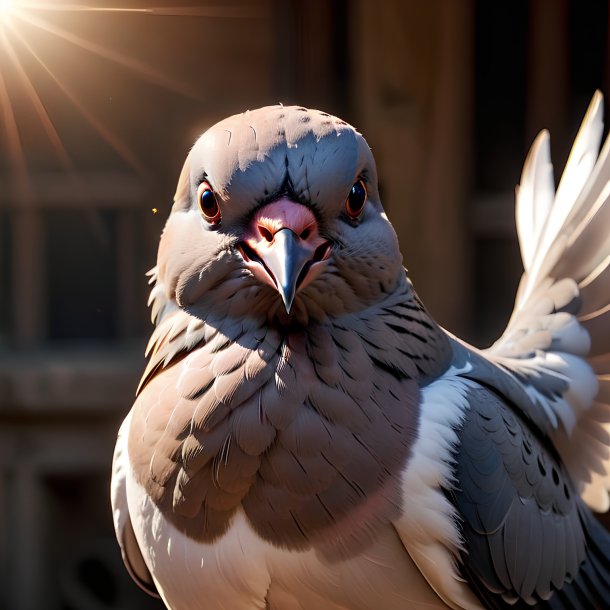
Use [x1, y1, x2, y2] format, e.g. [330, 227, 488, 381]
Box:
[485, 92, 610, 512]
[451, 382, 610, 608]
[110, 411, 159, 598]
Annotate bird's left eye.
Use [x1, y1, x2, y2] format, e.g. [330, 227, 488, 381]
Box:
[345, 179, 367, 219]
[197, 182, 221, 224]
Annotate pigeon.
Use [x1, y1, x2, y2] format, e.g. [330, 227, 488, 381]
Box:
[111, 94, 610, 609]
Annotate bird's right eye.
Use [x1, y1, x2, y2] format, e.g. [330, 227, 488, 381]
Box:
[197, 182, 221, 224]
[345, 179, 367, 219]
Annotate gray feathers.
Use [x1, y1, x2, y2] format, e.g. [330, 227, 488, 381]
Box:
[112, 100, 610, 610]
[451, 385, 585, 605]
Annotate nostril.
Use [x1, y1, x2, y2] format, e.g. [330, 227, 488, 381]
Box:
[300, 227, 311, 240]
[258, 225, 274, 242]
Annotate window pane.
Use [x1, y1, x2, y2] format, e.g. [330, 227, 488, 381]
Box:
[46, 209, 117, 341]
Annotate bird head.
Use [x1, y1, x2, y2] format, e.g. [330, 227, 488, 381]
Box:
[154, 105, 404, 324]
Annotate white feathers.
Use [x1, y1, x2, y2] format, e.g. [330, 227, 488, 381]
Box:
[111, 412, 132, 552]
[126, 480, 272, 610]
[125, 474, 449, 610]
[516, 130, 555, 272]
[516, 91, 604, 307]
[490, 91, 610, 511]
[147, 266, 178, 326]
[395, 374, 483, 610]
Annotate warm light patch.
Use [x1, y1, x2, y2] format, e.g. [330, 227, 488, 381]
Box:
[0, 0, 16, 20]
[0, 3, 255, 198]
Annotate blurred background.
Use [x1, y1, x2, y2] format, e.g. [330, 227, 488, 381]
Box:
[0, 0, 608, 608]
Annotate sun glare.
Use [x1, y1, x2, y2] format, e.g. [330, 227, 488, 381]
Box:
[0, 0, 16, 19]
[0, 2, 255, 198]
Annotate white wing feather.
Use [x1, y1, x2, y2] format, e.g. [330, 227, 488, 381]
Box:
[487, 91, 610, 511]
[515, 129, 554, 272]
[516, 91, 605, 307]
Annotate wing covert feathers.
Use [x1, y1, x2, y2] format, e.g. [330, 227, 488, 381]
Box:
[452, 385, 610, 609]
[487, 92, 610, 511]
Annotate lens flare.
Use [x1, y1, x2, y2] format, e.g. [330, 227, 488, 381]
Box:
[0, 0, 16, 20]
[0, 3, 256, 199]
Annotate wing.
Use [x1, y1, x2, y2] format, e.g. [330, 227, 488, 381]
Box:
[484, 92, 610, 511]
[450, 382, 610, 608]
[110, 411, 159, 598]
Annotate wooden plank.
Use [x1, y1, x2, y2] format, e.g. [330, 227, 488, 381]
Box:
[526, 0, 569, 155]
[471, 193, 516, 237]
[0, 347, 142, 413]
[354, 0, 475, 336]
[0, 172, 148, 209]
[116, 210, 138, 340]
[11, 210, 45, 346]
[8, 466, 45, 610]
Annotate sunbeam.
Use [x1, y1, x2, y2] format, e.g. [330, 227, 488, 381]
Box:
[0, 0, 15, 16]
[14, 3, 259, 18]
[0, 32, 31, 200]
[0, 2, 256, 196]
[2, 28, 73, 170]
[9, 22, 150, 178]
[15, 10, 205, 101]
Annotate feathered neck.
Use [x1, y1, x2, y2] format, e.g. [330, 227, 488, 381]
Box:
[139, 268, 452, 394]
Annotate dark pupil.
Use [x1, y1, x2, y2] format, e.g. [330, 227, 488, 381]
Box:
[348, 181, 366, 212]
[201, 190, 217, 213]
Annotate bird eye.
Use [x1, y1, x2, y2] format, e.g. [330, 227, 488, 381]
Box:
[345, 179, 367, 219]
[197, 182, 221, 224]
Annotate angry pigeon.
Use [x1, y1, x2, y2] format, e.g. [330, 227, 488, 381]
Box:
[112, 94, 610, 609]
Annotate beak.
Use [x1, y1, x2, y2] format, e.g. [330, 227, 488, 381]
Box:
[259, 228, 314, 313]
[238, 198, 330, 313]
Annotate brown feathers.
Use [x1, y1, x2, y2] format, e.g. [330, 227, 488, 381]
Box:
[129, 283, 449, 549]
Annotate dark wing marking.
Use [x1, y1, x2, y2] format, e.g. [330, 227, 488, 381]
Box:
[449, 384, 610, 608]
